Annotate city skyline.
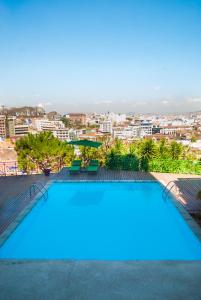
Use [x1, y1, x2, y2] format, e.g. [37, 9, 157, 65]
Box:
[1, 98, 201, 115]
[0, 0, 201, 113]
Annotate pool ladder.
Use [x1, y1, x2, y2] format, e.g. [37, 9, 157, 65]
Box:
[30, 181, 48, 201]
[162, 181, 179, 201]
[0, 181, 48, 235]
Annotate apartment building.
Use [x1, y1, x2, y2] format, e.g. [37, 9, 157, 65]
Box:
[53, 129, 69, 141]
[160, 126, 193, 136]
[140, 120, 153, 136]
[33, 119, 64, 131]
[99, 120, 113, 133]
[113, 127, 132, 140]
[68, 113, 86, 126]
[107, 112, 127, 124]
[0, 115, 6, 139]
[112, 125, 141, 140]
[0, 116, 16, 138]
[14, 125, 29, 137]
[129, 124, 141, 138]
[6, 116, 16, 137]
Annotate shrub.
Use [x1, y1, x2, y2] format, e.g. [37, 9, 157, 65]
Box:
[149, 159, 201, 174]
[105, 153, 140, 171]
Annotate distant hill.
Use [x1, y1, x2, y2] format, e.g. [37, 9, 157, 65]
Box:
[0, 106, 45, 117]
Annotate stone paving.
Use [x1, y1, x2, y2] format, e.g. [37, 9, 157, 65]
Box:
[0, 260, 201, 300]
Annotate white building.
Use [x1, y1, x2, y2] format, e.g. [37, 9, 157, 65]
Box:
[0, 115, 6, 139]
[160, 126, 192, 136]
[53, 129, 69, 141]
[112, 124, 142, 140]
[129, 125, 141, 138]
[33, 119, 64, 132]
[99, 121, 113, 133]
[14, 125, 29, 137]
[107, 112, 127, 124]
[140, 121, 153, 136]
[160, 127, 178, 135]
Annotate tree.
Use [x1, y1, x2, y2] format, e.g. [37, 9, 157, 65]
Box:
[111, 138, 126, 155]
[15, 131, 74, 174]
[79, 146, 98, 165]
[139, 139, 157, 161]
[169, 141, 183, 160]
[158, 138, 169, 159]
[60, 117, 71, 128]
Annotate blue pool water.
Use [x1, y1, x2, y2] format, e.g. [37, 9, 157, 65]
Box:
[0, 182, 201, 260]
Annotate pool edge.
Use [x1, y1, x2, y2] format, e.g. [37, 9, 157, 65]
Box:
[0, 179, 201, 249]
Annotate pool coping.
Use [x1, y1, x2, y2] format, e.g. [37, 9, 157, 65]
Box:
[0, 179, 201, 251]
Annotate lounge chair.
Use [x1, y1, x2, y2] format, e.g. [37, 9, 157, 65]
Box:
[71, 160, 82, 166]
[69, 160, 82, 173]
[88, 159, 99, 166]
[86, 159, 99, 173]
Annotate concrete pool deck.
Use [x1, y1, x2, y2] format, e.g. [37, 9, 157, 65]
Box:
[0, 260, 201, 300]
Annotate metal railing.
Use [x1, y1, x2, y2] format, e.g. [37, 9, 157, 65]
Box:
[162, 180, 179, 201]
[0, 181, 48, 235]
[0, 161, 18, 176]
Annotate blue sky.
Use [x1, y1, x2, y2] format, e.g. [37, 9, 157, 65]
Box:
[0, 0, 201, 113]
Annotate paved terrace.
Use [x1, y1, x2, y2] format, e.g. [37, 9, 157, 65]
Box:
[0, 168, 201, 299]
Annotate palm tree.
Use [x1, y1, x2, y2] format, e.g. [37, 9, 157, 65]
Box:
[169, 141, 183, 160]
[140, 139, 157, 161]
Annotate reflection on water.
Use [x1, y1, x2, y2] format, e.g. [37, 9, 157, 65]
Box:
[69, 191, 104, 206]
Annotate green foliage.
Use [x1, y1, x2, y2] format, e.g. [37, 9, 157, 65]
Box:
[149, 159, 201, 174]
[79, 146, 98, 165]
[105, 153, 139, 171]
[169, 141, 183, 160]
[105, 138, 201, 174]
[111, 138, 127, 155]
[158, 138, 169, 159]
[79, 143, 110, 166]
[60, 117, 71, 128]
[16, 132, 201, 175]
[139, 139, 157, 161]
[15, 131, 74, 173]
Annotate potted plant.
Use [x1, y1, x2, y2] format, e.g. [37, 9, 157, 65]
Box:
[43, 168, 51, 176]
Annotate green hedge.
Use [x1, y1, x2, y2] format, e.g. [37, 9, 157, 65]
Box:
[105, 154, 140, 171]
[149, 159, 201, 174]
[105, 154, 201, 174]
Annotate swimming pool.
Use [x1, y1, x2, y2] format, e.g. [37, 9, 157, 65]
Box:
[0, 181, 201, 260]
